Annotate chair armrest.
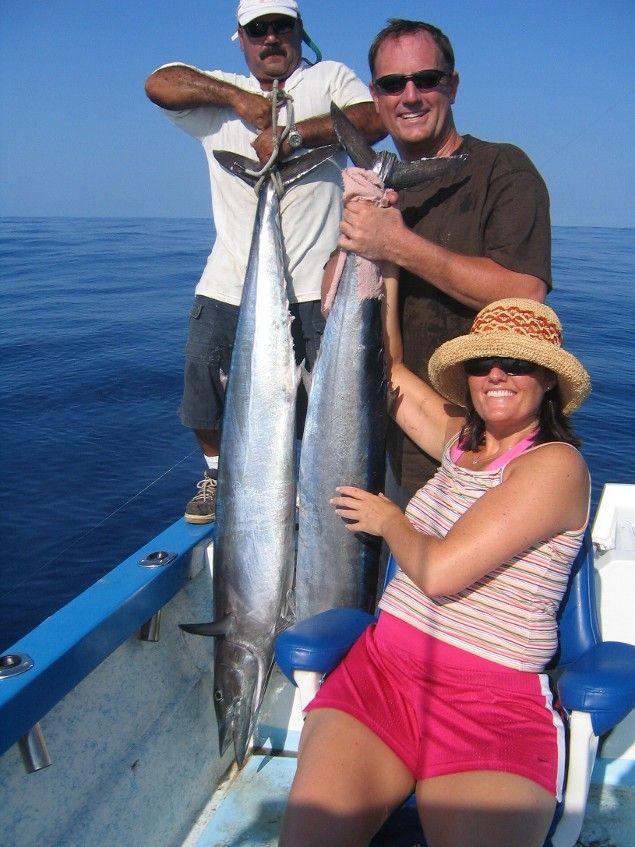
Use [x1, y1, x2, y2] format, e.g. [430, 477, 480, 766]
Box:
[557, 640, 635, 736]
[275, 608, 374, 685]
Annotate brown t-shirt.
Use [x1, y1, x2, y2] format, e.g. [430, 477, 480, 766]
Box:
[389, 134, 552, 497]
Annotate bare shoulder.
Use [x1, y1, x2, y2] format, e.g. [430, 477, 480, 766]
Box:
[506, 442, 590, 517]
[508, 441, 588, 480]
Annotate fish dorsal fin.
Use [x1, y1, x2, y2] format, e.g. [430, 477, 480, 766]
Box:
[330, 102, 466, 189]
[213, 145, 339, 191]
[179, 613, 231, 637]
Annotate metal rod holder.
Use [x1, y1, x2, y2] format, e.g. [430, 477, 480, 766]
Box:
[139, 610, 162, 642]
[138, 550, 176, 568]
[0, 652, 33, 679]
[18, 723, 52, 772]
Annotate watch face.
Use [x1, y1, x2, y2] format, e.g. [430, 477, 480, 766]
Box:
[288, 130, 303, 149]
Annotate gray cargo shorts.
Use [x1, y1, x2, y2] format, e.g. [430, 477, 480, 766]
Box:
[179, 294, 325, 433]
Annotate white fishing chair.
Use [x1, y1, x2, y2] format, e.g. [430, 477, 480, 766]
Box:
[275, 531, 635, 847]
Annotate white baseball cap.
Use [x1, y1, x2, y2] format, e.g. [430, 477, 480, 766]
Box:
[237, 0, 299, 27]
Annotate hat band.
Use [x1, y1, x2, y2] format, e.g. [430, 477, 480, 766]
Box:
[471, 303, 563, 346]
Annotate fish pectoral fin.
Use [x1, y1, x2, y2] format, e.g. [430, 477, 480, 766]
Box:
[179, 614, 231, 637]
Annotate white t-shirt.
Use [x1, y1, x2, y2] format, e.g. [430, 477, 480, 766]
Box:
[162, 60, 372, 304]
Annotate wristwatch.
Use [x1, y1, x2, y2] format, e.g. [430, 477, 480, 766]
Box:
[287, 127, 304, 149]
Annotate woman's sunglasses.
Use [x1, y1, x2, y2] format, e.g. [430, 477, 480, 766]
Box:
[373, 69, 449, 96]
[463, 357, 540, 377]
[241, 17, 296, 39]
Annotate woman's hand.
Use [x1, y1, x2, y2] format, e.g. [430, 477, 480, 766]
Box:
[330, 486, 404, 536]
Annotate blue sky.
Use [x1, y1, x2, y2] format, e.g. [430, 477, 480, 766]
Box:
[1, 0, 633, 226]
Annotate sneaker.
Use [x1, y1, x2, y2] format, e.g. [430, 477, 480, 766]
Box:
[184, 470, 217, 524]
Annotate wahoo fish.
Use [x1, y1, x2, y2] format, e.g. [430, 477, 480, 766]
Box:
[180, 145, 338, 765]
[295, 104, 465, 620]
[295, 243, 387, 619]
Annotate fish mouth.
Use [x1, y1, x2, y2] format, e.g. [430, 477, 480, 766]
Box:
[216, 698, 253, 763]
[214, 642, 265, 766]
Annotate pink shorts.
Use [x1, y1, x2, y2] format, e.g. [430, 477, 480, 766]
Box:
[306, 613, 565, 798]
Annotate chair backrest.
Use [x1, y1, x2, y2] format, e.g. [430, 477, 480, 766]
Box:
[382, 553, 399, 594]
[383, 528, 601, 670]
[552, 528, 601, 668]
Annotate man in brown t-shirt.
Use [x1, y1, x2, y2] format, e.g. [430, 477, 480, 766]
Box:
[337, 19, 551, 505]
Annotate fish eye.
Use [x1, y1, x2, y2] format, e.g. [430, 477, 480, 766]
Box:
[214, 689, 223, 702]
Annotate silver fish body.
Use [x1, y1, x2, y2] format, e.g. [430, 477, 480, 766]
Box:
[180, 146, 339, 766]
[294, 106, 467, 621]
[211, 175, 299, 765]
[296, 251, 387, 619]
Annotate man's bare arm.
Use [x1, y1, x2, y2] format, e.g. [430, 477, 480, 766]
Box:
[253, 101, 386, 163]
[293, 102, 386, 147]
[338, 200, 547, 309]
[145, 64, 272, 131]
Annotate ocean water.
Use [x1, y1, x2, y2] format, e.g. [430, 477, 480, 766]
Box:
[1, 218, 633, 651]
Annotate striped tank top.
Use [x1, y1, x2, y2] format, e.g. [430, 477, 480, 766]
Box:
[378, 436, 589, 672]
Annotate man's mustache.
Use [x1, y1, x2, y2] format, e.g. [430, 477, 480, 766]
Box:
[260, 46, 286, 59]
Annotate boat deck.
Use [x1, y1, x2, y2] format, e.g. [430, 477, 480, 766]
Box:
[187, 755, 293, 847]
[187, 751, 634, 847]
[188, 752, 425, 847]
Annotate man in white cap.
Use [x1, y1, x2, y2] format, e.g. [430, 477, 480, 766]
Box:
[145, 1, 384, 524]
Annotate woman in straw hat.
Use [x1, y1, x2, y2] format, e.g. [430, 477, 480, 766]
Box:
[280, 298, 592, 847]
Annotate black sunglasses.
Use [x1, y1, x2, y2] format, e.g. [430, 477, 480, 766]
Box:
[241, 17, 296, 38]
[373, 69, 449, 96]
[463, 357, 540, 377]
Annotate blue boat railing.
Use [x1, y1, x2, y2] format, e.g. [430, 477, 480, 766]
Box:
[0, 518, 215, 767]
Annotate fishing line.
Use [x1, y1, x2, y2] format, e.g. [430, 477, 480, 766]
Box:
[0, 449, 200, 605]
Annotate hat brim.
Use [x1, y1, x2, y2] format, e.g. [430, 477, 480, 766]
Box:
[428, 330, 591, 415]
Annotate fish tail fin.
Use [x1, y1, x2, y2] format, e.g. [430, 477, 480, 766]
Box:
[330, 102, 377, 170]
[212, 151, 261, 187]
[331, 101, 466, 188]
[278, 145, 340, 188]
[389, 154, 467, 190]
[213, 146, 340, 191]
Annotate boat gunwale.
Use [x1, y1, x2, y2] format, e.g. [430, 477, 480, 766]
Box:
[0, 518, 214, 757]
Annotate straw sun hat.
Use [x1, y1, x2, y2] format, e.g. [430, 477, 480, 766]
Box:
[428, 299, 591, 415]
